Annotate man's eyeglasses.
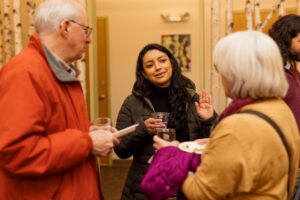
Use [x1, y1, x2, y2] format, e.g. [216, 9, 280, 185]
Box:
[69, 20, 93, 37]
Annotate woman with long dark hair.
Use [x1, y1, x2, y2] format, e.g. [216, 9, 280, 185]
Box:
[114, 43, 217, 200]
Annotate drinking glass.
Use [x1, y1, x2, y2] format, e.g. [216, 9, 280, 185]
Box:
[156, 128, 176, 142]
[151, 112, 170, 128]
[93, 117, 111, 129]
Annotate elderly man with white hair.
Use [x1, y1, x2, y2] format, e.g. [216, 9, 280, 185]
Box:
[0, 0, 118, 199]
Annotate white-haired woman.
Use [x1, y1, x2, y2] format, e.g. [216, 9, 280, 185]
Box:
[145, 31, 300, 200]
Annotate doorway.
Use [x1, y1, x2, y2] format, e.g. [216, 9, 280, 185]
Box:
[97, 17, 111, 165]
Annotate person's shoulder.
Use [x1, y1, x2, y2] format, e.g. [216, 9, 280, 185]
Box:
[4, 47, 45, 71]
[211, 112, 265, 146]
[123, 93, 143, 104]
[186, 87, 197, 97]
[216, 113, 250, 130]
[216, 99, 292, 135]
[1, 49, 48, 84]
[243, 98, 290, 117]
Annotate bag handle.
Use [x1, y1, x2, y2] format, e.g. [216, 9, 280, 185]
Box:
[238, 109, 291, 193]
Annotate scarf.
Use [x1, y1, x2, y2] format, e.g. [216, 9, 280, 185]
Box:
[214, 97, 258, 127]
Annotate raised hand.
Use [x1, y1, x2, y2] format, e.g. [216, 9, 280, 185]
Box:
[195, 90, 214, 120]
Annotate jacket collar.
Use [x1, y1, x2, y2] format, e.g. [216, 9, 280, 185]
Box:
[43, 44, 78, 82]
[29, 32, 79, 82]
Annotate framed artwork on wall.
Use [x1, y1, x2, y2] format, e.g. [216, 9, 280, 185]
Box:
[161, 34, 191, 71]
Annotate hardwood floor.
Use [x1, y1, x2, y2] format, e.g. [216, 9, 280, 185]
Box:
[100, 159, 132, 200]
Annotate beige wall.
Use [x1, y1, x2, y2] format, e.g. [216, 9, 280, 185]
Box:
[232, 0, 297, 11]
[97, 0, 202, 126]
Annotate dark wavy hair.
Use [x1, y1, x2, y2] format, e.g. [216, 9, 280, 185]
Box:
[133, 43, 195, 132]
[269, 14, 300, 65]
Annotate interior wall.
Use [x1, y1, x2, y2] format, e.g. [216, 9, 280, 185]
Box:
[97, 0, 201, 126]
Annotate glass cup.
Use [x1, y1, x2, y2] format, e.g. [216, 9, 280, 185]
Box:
[151, 112, 170, 128]
[93, 117, 111, 129]
[156, 128, 176, 142]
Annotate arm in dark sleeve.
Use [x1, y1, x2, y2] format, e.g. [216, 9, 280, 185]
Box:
[198, 111, 218, 137]
[114, 96, 152, 159]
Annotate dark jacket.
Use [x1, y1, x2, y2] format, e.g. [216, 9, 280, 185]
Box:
[283, 67, 300, 131]
[114, 88, 216, 200]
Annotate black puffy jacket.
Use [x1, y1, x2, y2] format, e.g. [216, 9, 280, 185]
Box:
[114, 88, 217, 200]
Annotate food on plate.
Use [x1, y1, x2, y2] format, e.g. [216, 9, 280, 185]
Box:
[179, 141, 206, 154]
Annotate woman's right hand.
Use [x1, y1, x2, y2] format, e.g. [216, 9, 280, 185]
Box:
[144, 117, 164, 135]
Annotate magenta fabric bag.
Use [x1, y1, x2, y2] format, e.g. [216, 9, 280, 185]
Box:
[140, 146, 201, 200]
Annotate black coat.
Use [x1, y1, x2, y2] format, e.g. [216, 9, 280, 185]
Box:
[114, 89, 217, 200]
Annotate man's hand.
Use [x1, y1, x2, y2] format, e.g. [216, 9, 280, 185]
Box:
[89, 129, 119, 157]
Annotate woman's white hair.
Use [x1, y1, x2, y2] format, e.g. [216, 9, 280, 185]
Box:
[213, 30, 288, 99]
[34, 0, 83, 34]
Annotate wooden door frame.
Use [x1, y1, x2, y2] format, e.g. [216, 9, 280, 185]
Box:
[97, 17, 112, 166]
[97, 17, 110, 119]
[86, 17, 112, 166]
[85, 0, 98, 121]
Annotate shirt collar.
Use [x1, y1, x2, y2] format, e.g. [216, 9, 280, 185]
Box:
[285, 61, 292, 70]
[42, 43, 79, 82]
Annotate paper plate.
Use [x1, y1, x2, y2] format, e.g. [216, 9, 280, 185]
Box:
[178, 141, 206, 154]
[113, 124, 139, 138]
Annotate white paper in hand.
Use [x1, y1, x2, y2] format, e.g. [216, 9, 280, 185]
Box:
[113, 124, 139, 138]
